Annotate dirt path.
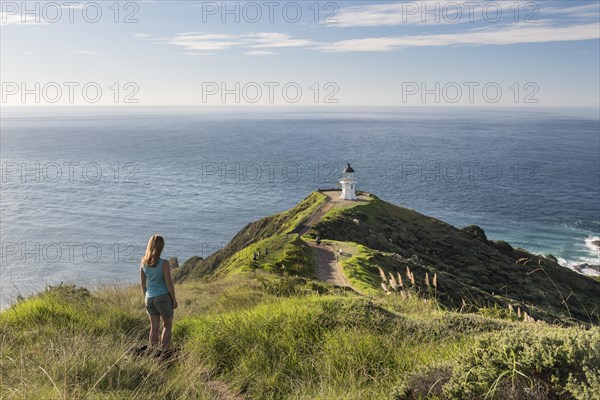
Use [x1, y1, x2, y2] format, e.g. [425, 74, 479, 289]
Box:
[310, 242, 349, 287]
[295, 191, 350, 287]
[296, 195, 335, 236]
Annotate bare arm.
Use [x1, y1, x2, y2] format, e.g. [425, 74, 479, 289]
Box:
[163, 260, 178, 308]
[140, 266, 147, 296]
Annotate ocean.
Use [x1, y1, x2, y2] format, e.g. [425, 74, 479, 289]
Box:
[1, 107, 599, 307]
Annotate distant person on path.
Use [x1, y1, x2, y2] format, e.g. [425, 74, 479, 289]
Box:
[140, 234, 178, 351]
[316, 236, 321, 246]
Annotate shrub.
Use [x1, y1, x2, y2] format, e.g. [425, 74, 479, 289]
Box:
[445, 326, 600, 399]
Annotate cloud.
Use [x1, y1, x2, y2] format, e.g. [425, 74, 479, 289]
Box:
[247, 33, 314, 48]
[183, 52, 214, 56]
[333, 2, 462, 27]
[332, 1, 600, 28]
[316, 22, 600, 52]
[0, 3, 84, 25]
[166, 33, 243, 51]
[245, 50, 278, 56]
[0, 12, 48, 26]
[543, 3, 600, 19]
[328, 0, 600, 28]
[159, 15, 600, 55]
[163, 32, 314, 53]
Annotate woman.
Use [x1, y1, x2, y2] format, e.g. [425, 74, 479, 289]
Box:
[140, 234, 178, 351]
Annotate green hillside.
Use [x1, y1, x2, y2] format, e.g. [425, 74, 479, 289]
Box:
[2, 191, 599, 399]
[308, 194, 600, 324]
[177, 191, 600, 325]
[175, 192, 326, 281]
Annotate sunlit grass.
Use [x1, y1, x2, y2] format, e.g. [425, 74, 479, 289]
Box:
[1, 270, 598, 399]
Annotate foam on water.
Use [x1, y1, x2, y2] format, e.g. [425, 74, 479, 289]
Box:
[584, 236, 600, 259]
[556, 236, 600, 276]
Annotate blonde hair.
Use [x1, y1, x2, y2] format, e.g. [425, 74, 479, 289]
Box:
[141, 234, 164, 267]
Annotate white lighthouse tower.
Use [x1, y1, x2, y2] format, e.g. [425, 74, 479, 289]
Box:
[340, 163, 357, 200]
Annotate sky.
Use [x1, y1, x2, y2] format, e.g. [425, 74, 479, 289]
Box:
[1, 0, 599, 106]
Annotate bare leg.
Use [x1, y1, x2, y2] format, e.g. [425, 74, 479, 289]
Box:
[161, 317, 173, 350]
[148, 314, 160, 347]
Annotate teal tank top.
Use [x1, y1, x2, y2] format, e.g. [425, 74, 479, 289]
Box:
[142, 258, 169, 298]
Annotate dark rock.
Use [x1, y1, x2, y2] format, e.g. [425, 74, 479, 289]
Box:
[461, 225, 488, 242]
[492, 240, 514, 255]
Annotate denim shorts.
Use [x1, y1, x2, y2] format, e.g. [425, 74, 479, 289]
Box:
[145, 294, 174, 318]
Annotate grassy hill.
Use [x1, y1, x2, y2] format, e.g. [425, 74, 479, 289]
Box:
[174, 192, 326, 281]
[308, 194, 600, 324]
[176, 191, 600, 325]
[2, 191, 599, 399]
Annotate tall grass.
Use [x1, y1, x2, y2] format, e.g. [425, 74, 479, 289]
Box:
[0, 280, 272, 399]
[173, 295, 469, 400]
[1, 276, 598, 399]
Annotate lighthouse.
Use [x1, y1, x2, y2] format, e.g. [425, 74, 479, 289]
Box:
[340, 163, 357, 200]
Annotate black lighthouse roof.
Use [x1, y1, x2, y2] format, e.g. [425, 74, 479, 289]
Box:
[343, 163, 355, 173]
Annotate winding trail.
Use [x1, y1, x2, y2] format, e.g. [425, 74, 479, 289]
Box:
[296, 194, 336, 236]
[311, 242, 349, 287]
[295, 191, 357, 287]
